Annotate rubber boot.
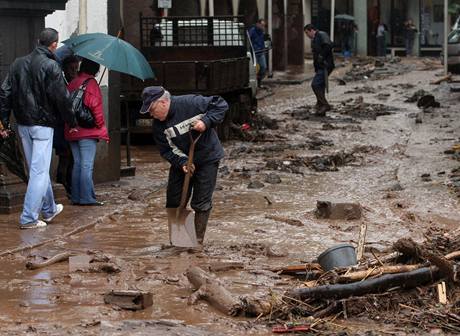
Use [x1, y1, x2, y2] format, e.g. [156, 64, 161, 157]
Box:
[312, 87, 322, 110]
[315, 90, 331, 116]
[195, 210, 211, 245]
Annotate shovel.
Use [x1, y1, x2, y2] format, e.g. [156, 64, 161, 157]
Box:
[166, 131, 202, 247]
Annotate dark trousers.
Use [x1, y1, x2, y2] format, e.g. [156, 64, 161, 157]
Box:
[376, 36, 386, 57]
[166, 161, 219, 212]
[53, 124, 73, 196]
[312, 69, 327, 91]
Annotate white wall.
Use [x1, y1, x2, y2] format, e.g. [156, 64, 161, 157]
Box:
[45, 0, 108, 43]
[45, 0, 108, 85]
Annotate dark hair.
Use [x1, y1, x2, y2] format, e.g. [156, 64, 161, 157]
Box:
[79, 58, 100, 76]
[304, 24, 317, 32]
[39, 28, 59, 47]
[62, 55, 80, 68]
[257, 18, 265, 24]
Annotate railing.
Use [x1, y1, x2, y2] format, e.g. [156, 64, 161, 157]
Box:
[140, 15, 247, 48]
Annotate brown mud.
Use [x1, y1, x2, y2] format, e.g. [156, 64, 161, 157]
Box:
[0, 57, 459, 335]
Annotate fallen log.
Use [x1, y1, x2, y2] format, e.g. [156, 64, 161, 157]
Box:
[337, 264, 423, 282]
[393, 238, 455, 281]
[445, 251, 460, 260]
[25, 251, 74, 270]
[186, 266, 272, 317]
[431, 73, 452, 85]
[287, 266, 440, 301]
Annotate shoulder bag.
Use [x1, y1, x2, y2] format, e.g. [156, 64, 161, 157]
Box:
[71, 78, 96, 128]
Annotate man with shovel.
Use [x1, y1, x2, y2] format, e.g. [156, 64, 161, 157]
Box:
[304, 24, 335, 116]
[140, 86, 228, 247]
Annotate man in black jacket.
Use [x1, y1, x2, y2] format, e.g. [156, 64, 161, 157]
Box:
[140, 86, 228, 245]
[0, 28, 77, 229]
[304, 24, 335, 116]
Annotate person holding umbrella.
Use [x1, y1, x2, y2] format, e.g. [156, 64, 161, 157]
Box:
[0, 28, 78, 229]
[60, 33, 155, 206]
[65, 58, 109, 206]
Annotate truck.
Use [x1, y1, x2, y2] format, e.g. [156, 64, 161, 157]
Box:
[120, 15, 258, 141]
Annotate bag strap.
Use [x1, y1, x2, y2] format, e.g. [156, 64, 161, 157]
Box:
[78, 78, 94, 91]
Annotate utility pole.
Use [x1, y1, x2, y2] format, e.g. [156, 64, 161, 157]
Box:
[330, 0, 335, 41]
[444, 0, 449, 75]
[79, 0, 87, 34]
[268, 0, 273, 76]
[209, 0, 214, 16]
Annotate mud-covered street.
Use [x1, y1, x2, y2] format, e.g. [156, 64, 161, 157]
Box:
[1, 57, 460, 335]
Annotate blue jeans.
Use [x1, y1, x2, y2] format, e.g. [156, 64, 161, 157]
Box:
[70, 139, 97, 204]
[18, 125, 57, 225]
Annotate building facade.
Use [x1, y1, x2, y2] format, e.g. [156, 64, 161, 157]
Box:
[312, 0, 446, 56]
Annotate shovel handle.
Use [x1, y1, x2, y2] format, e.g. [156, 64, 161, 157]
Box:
[178, 131, 202, 209]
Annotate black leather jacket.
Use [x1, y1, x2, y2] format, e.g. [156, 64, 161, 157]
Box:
[312, 30, 335, 74]
[0, 46, 76, 129]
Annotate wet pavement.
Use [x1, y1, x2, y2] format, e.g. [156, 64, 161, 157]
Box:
[0, 57, 460, 335]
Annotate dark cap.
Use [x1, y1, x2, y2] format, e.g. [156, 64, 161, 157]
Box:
[140, 86, 165, 114]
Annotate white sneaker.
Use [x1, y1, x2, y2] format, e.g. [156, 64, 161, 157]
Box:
[43, 204, 64, 222]
[20, 220, 47, 229]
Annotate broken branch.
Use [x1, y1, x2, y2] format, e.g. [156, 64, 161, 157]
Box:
[25, 251, 74, 270]
[287, 266, 440, 301]
[393, 238, 455, 281]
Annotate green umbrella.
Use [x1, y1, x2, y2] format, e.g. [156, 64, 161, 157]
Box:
[62, 33, 154, 81]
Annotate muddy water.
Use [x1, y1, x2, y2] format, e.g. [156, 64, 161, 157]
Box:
[0, 60, 460, 335]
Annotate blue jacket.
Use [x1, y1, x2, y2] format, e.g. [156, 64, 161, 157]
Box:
[153, 95, 228, 168]
[249, 25, 265, 51]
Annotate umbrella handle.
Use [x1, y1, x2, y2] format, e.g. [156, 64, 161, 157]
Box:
[98, 67, 107, 86]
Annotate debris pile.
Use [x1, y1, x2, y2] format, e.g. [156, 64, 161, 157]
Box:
[264, 151, 356, 174]
[405, 89, 441, 109]
[269, 229, 460, 334]
[341, 57, 414, 82]
[183, 228, 460, 333]
[336, 96, 397, 119]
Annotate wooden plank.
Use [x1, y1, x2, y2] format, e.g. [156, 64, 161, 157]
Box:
[104, 290, 153, 310]
[356, 221, 368, 261]
[437, 281, 447, 305]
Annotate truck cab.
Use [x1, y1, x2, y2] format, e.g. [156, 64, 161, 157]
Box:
[120, 15, 257, 140]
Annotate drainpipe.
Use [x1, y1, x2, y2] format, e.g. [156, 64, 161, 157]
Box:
[444, 0, 448, 75]
[200, 0, 206, 16]
[330, 0, 335, 41]
[232, 0, 239, 16]
[79, 0, 87, 34]
[209, 0, 214, 16]
[268, 0, 273, 76]
[283, 0, 288, 70]
[257, 0, 266, 19]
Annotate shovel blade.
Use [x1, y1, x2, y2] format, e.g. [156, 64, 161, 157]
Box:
[167, 207, 198, 247]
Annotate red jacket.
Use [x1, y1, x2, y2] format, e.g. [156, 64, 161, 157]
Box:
[65, 73, 109, 142]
